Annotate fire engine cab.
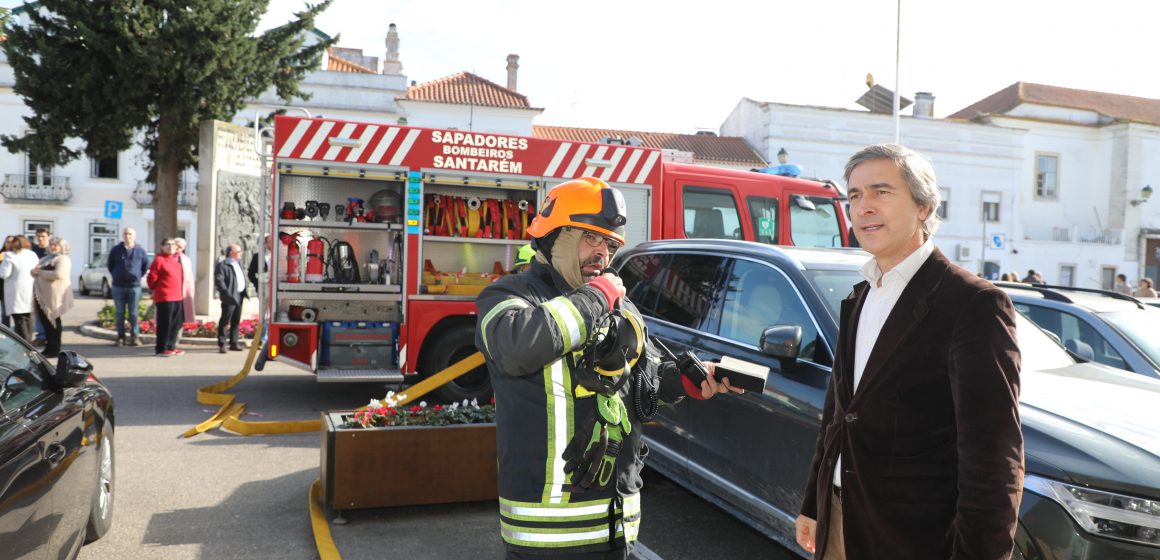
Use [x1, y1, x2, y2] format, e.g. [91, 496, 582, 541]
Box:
[260, 115, 850, 402]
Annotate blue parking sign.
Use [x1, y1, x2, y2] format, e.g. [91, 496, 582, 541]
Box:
[104, 200, 123, 220]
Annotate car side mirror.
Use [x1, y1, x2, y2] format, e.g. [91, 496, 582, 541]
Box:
[1064, 339, 1095, 362]
[793, 195, 816, 211]
[55, 351, 92, 388]
[760, 325, 802, 362]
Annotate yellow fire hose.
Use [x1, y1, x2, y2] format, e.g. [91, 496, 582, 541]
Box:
[182, 321, 488, 559]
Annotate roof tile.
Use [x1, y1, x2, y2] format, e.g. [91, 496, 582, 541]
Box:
[949, 82, 1160, 126]
[400, 72, 536, 110]
[326, 48, 376, 74]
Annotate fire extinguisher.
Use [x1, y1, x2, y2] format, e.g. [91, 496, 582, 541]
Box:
[305, 236, 326, 283]
[279, 232, 302, 283]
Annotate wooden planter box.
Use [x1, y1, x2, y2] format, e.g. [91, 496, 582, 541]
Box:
[320, 412, 498, 511]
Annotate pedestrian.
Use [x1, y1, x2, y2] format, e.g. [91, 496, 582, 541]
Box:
[0, 235, 41, 343]
[795, 144, 1023, 560]
[475, 177, 742, 559]
[173, 237, 196, 348]
[30, 227, 51, 346]
[247, 234, 271, 344]
[1113, 273, 1133, 295]
[1133, 277, 1158, 298]
[0, 235, 15, 328]
[1021, 268, 1043, 284]
[147, 239, 184, 356]
[31, 236, 74, 357]
[214, 244, 247, 353]
[107, 227, 149, 347]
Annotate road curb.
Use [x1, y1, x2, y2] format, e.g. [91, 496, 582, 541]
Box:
[78, 321, 250, 347]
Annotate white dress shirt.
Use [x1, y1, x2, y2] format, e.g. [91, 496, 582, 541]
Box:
[834, 238, 935, 488]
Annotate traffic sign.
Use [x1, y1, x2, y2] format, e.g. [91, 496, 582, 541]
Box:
[989, 233, 1006, 251]
[104, 200, 123, 220]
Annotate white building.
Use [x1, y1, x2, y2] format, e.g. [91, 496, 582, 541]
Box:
[723, 82, 1160, 288]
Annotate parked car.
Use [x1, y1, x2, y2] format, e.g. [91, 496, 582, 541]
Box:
[612, 239, 1160, 559]
[78, 252, 154, 297]
[0, 327, 115, 558]
[997, 282, 1160, 380]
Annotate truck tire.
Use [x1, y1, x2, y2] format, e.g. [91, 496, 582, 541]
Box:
[418, 325, 492, 404]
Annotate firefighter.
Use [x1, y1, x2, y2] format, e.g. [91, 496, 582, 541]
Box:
[511, 243, 535, 273]
[476, 176, 741, 559]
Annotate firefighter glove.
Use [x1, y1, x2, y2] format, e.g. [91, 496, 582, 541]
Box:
[562, 393, 633, 490]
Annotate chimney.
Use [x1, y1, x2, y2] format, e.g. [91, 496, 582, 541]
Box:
[382, 23, 403, 75]
[913, 92, 935, 118]
[506, 54, 519, 91]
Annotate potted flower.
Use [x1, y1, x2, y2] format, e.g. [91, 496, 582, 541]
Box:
[320, 391, 498, 512]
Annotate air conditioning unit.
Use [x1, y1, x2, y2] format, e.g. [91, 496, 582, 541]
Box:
[956, 244, 973, 261]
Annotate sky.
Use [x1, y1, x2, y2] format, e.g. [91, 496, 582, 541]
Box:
[6, 0, 1160, 134]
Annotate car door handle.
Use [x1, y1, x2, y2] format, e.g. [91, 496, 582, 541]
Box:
[46, 443, 67, 466]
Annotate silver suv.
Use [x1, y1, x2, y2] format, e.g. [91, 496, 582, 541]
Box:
[998, 283, 1160, 379]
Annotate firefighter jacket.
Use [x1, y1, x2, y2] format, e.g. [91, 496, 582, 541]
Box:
[476, 259, 689, 556]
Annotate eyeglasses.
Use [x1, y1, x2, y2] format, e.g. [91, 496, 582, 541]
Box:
[580, 230, 622, 253]
[163, 242, 176, 246]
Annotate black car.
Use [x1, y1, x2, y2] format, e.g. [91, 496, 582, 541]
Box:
[0, 329, 115, 559]
[613, 238, 1160, 559]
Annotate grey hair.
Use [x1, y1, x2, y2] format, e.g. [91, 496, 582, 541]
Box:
[50, 236, 71, 255]
[844, 143, 941, 239]
[173, 237, 187, 249]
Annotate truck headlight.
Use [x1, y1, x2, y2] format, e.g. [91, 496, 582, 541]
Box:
[1024, 474, 1160, 547]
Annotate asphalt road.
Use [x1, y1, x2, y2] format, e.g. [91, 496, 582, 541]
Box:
[60, 295, 798, 560]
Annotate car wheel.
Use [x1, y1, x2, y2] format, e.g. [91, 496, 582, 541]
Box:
[417, 325, 492, 404]
[79, 276, 90, 296]
[84, 421, 114, 543]
[101, 279, 112, 299]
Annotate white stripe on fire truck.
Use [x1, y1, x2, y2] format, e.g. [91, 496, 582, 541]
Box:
[344, 125, 380, 162]
[561, 144, 590, 178]
[277, 119, 314, 158]
[617, 149, 644, 183]
[368, 127, 400, 164]
[580, 146, 609, 177]
[299, 120, 336, 160]
[322, 123, 359, 161]
[598, 147, 627, 181]
[388, 129, 422, 166]
[633, 150, 661, 184]
[544, 143, 572, 177]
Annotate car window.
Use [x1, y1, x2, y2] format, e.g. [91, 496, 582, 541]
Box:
[0, 330, 48, 412]
[1013, 311, 1075, 371]
[622, 252, 725, 330]
[718, 259, 822, 363]
[1014, 303, 1128, 371]
[1100, 309, 1160, 368]
[803, 270, 863, 323]
[683, 187, 742, 240]
[789, 196, 844, 248]
[746, 196, 778, 245]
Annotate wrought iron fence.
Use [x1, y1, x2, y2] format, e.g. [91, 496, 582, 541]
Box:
[132, 180, 198, 209]
[0, 174, 73, 202]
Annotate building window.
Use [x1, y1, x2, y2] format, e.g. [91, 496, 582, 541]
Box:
[1100, 267, 1117, 291]
[937, 187, 949, 220]
[91, 155, 118, 179]
[982, 191, 1001, 223]
[1059, 264, 1076, 287]
[1036, 153, 1059, 199]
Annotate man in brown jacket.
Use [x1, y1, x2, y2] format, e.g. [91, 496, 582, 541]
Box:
[796, 144, 1023, 559]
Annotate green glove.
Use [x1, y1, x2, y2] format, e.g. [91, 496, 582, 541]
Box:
[562, 393, 633, 490]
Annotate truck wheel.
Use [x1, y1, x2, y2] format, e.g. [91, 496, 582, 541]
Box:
[418, 326, 492, 404]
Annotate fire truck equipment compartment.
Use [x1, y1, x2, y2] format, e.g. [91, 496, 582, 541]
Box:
[321, 321, 397, 368]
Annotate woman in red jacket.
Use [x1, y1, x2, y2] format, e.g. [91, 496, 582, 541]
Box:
[147, 239, 185, 356]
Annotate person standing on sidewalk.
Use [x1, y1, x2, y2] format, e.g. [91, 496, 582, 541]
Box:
[30, 228, 51, 346]
[214, 244, 246, 353]
[0, 235, 16, 328]
[107, 227, 149, 347]
[173, 237, 196, 349]
[147, 239, 184, 356]
[31, 237, 74, 357]
[0, 235, 39, 342]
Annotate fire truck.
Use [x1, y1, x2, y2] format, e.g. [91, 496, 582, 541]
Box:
[258, 115, 850, 402]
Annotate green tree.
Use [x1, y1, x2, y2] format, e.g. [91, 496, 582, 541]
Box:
[1, 0, 335, 242]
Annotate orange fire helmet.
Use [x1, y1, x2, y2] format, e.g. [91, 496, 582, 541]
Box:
[526, 177, 627, 244]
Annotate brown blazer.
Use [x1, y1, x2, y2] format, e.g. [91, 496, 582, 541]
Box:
[801, 248, 1023, 560]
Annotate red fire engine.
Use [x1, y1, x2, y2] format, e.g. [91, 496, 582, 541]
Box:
[259, 115, 850, 402]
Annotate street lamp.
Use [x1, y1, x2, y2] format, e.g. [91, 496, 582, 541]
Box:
[1129, 184, 1154, 207]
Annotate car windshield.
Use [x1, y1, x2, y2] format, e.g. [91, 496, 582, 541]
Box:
[1100, 308, 1160, 367]
[802, 269, 862, 323]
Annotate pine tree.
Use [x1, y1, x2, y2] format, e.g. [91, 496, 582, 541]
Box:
[1, 0, 335, 242]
